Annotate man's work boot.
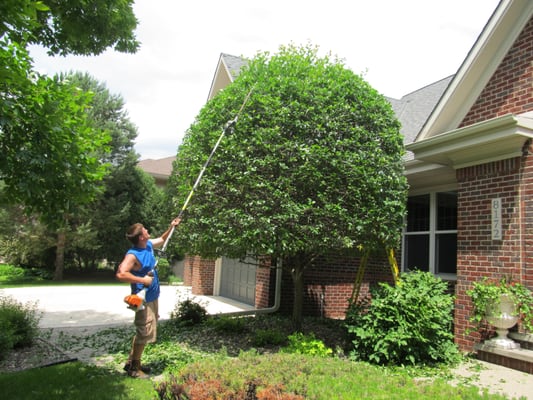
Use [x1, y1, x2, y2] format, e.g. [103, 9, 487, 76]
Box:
[123, 360, 151, 374]
[127, 360, 150, 379]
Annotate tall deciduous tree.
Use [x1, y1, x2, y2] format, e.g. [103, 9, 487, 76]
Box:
[0, 0, 138, 279]
[171, 45, 408, 326]
[61, 72, 160, 269]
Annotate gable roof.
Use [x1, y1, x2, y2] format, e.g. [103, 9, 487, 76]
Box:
[207, 53, 248, 101]
[407, 0, 533, 173]
[138, 156, 175, 179]
[388, 75, 453, 146]
[416, 0, 533, 140]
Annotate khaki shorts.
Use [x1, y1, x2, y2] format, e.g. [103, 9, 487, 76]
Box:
[134, 299, 158, 344]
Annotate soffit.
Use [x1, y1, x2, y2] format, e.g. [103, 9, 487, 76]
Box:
[407, 114, 533, 169]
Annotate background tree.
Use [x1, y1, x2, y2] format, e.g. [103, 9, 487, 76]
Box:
[0, 0, 139, 279]
[171, 45, 408, 327]
[62, 72, 164, 270]
[0, 72, 163, 274]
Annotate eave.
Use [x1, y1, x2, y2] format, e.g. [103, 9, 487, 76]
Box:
[406, 114, 533, 169]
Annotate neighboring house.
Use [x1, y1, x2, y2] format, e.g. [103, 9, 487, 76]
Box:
[153, 0, 533, 359]
[137, 156, 175, 187]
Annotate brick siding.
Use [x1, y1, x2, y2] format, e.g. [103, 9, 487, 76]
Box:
[460, 17, 533, 127]
[185, 255, 216, 295]
[277, 253, 395, 319]
[455, 147, 533, 351]
[454, 15, 533, 351]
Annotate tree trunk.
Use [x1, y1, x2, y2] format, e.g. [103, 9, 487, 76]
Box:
[290, 257, 305, 331]
[53, 229, 66, 281]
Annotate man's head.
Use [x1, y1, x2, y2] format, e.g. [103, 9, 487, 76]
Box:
[126, 223, 149, 246]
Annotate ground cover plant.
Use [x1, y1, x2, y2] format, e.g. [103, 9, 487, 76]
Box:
[0, 316, 514, 400]
[0, 273, 522, 399]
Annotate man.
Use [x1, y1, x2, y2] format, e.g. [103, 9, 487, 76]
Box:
[116, 217, 181, 378]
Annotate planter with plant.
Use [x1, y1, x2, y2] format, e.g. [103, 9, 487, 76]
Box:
[466, 277, 533, 349]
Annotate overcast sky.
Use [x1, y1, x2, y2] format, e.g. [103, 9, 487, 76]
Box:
[30, 0, 501, 160]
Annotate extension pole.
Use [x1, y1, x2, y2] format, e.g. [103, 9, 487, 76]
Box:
[160, 87, 254, 253]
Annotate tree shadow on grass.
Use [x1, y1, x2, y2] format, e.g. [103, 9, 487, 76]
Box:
[0, 361, 155, 400]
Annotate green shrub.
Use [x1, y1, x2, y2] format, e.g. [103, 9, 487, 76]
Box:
[252, 328, 286, 347]
[170, 299, 207, 326]
[156, 258, 172, 282]
[207, 316, 248, 333]
[345, 270, 460, 366]
[282, 332, 332, 357]
[0, 295, 41, 359]
[0, 264, 52, 283]
[0, 264, 25, 278]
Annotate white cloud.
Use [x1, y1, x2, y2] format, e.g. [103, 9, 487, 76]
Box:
[30, 0, 500, 159]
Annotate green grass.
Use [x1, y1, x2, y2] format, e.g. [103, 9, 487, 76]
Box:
[0, 353, 510, 400]
[0, 362, 156, 400]
[0, 270, 519, 399]
[0, 264, 120, 288]
[0, 319, 517, 400]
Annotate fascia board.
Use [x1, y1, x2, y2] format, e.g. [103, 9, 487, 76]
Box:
[417, 0, 533, 140]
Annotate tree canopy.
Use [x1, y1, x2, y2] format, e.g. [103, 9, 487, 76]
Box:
[0, 0, 138, 227]
[0, 0, 139, 279]
[170, 45, 408, 324]
[172, 45, 407, 258]
[0, 0, 139, 55]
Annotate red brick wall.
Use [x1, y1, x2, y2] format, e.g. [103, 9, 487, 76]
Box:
[277, 252, 395, 319]
[183, 255, 193, 286]
[460, 16, 533, 127]
[454, 155, 533, 350]
[255, 257, 273, 309]
[186, 255, 216, 295]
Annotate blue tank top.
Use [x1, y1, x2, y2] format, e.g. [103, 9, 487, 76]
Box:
[126, 241, 160, 302]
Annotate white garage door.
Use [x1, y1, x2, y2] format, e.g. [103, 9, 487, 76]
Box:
[219, 257, 256, 305]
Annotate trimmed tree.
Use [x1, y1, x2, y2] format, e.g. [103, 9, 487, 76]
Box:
[171, 45, 407, 326]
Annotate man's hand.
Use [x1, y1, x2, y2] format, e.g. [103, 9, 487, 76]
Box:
[142, 275, 153, 287]
[171, 217, 181, 227]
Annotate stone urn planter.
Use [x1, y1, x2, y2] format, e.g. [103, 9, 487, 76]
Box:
[467, 277, 533, 350]
[484, 293, 520, 349]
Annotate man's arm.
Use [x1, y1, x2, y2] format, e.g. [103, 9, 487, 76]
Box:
[116, 254, 153, 286]
[151, 217, 181, 248]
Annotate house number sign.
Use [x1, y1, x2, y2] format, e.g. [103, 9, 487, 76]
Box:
[491, 198, 502, 240]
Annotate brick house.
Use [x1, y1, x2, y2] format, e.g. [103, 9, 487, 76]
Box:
[148, 0, 533, 354]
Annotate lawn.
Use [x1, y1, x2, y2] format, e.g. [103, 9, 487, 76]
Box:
[0, 314, 514, 400]
[0, 268, 519, 399]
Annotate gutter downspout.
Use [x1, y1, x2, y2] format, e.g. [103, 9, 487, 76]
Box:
[216, 258, 282, 317]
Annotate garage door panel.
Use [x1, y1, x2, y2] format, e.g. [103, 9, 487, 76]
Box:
[219, 257, 256, 305]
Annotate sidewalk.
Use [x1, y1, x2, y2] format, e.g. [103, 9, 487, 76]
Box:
[0, 284, 254, 328]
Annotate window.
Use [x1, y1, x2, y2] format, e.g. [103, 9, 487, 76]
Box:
[403, 191, 457, 277]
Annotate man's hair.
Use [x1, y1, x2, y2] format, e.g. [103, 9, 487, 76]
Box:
[126, 223, 144, 246]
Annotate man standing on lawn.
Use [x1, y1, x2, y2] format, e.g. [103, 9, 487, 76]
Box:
[116, 217, 181, 378]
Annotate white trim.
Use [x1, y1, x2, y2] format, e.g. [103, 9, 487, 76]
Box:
[402, 190, 458, 278]
[214, 257, 222, 296]
[417, 0, 533, 139]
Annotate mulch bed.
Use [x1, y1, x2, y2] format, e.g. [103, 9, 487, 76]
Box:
[0, 337, 77, 373]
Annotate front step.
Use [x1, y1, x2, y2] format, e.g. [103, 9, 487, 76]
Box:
[475, 333, 533, 374]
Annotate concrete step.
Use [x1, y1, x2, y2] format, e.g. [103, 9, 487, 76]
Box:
[475, 333, 533, 374]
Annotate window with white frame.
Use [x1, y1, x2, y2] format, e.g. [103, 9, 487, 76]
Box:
[402, 191, 457, 277]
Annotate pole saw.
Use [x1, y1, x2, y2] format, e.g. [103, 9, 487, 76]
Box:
[125, 87, 254, 312]
[158, 86, 254, 255]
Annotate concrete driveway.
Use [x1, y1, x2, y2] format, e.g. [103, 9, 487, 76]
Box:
[0, 284, 253, 328]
